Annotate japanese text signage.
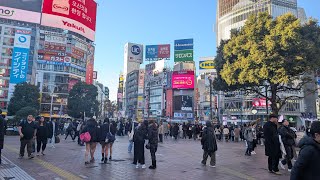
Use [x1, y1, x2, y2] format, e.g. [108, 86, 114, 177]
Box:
[145, 44, 170, 61]
[9, 28, 32, 84]
[41, 0, 97, 41]
[174, 39, 193, 62]
[172, 71, 194, 89]
[85, 44, 95, 84]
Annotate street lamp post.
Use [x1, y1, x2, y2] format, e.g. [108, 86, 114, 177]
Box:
[209, 78, 213, 121]
[49, 84, 56, 122]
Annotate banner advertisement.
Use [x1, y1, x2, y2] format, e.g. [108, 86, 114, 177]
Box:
[127, 43, 143, 63]
[85, 44, 95, 84]
[174, 39, 193, 62]
[172, 71, 195, 89]
[252, 98, 271, 108]
[137, 96, 144, 109]
[0, 0, 42, 24]
[41, 0, 97, 41]
[174, 95, 193, 111]
[44, 34, 67, 44]
[166, 89, 173, 117]
[9, 28, 31, 84]
[138, 69, 145, 93]
[145, 44, 170, 61]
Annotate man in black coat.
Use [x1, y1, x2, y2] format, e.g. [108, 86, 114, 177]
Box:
[0, 110, 5, 164]
[279, 119, 296, 171]
[290, 121, 320, 180]
[201, 121, 218, 167]
[148, 121, 158, 169]
[263, 114, 281, 175]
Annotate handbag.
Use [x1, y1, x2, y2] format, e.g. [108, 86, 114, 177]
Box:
[80, 132, 91, 142]
[128, 123, 134, 141]
[105, 124, 115, 143]
[55, 136, 60, 144]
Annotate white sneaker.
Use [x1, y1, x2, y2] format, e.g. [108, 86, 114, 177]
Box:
[141, 164, 146, 169]
[136, 164, 139, 169]
[251, 151, 256, 155]
[279, 161, 286, 170]
[288, 169, 292, 172]
[209, 165, 216, 168]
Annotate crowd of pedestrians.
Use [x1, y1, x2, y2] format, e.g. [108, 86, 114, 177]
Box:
[0, 111, 319, 180]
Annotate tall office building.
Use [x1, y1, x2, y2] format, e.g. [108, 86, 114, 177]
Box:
[217, 0, 298, 46]
[0, 0, 98, 118]
[216, 0, 312, 126]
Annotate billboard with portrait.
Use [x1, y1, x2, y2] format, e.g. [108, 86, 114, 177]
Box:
[41, 0, 97, 41]
[172, 71, 194, 89]
[0, 0, 42, 24]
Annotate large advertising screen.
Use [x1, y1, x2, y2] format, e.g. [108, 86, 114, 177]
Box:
[172, 71, 194, 89]
[174, 95, 193, 111]
[174, 39, 193, 62]
[41, 0, 97, 41]
[0, 0, 42, 24]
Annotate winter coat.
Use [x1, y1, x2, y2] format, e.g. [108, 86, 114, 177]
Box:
[223, 128, 229, 135]
[133, 124, 147, 143]
[244, 128, 254, 142]
[148, 124, 158, 149]
[290, 136, 320, 180]
[163, 122, 169, 134]
[263, 121, 281, 157]
[99, 123, 110, 142]
[234, 128, 240, 137]
[81, 119, 98, 143]
[172, 125, 179, 136]
[279, 125, 296, 146]
[201, 127, 218, 153]
[158, 125, 164, 135]
[0, 116, 5, 149]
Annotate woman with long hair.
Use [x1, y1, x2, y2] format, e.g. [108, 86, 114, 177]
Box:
[107, 120, 117, 160]
[99, 118, 115, 163]
[81, 118, 98, 165]
[36, 116, 49, 156]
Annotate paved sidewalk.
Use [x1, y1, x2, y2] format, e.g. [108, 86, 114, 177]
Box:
[1, 136, 291, 180]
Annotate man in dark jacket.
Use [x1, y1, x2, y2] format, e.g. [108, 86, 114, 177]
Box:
[201, 121, 218, 167]
[0, 110, 5, 164]
[148, 120, 158, 169]
[290, 121, 320, 180]
[172, 123, 179, 140]
[263, 114, 281, 175]
[133, 121, 148, 168]
[279, 119, 296, 171]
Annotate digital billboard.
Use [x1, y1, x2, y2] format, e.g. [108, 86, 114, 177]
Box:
[174, 95, 193, 111]
[174, 39, 193, 62]
[172, 71, 194, 89]
[0, 0, 42, 24]
[145, 44, 170, 61]
[41, 0, 97, 41]
[252, 98, 271, 108]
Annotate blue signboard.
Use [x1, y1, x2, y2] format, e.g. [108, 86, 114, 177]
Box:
[145, 45, 158, 61]
[9, 47, 29, 84]
[174, 39, 193, 51]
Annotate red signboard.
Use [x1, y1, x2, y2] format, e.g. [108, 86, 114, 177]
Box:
[85, 44, 94, 84]
[41, 0, 97, 41]
[172, 71, 195, 89]
[252, 98, 270, 108]
[158, 44, 170, 59]
[44, 42, 66, 52]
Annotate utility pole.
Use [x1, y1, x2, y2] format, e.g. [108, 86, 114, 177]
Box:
[209, 78, 213, 121]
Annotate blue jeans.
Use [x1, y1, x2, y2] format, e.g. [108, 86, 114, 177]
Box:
[128, 140, 133, 152]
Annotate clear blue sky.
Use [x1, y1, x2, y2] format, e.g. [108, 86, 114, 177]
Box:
[93, 0, 320, 101]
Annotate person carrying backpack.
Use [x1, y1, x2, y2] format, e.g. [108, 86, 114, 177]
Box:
[201, 121, 218, 167]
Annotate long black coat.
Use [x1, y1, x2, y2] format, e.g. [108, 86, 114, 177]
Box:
[81, 119, 98, 143]
[263, 121, 281, 157]
[201, 127, 218, 153]
[148, 124, 158, 149]
[133, 124, 147, 161]
[290, 137, 320, 180]
[0, 116, 5, 149]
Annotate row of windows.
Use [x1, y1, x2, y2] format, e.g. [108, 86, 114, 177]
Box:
[37, 64, 86, 76]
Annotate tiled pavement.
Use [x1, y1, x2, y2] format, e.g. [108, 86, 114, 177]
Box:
[1, 136, 291, 180]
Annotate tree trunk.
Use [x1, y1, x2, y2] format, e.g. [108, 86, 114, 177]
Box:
[270, 84, 280, 116]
